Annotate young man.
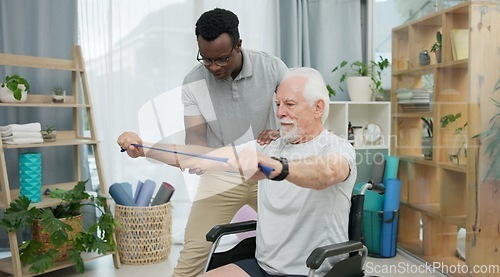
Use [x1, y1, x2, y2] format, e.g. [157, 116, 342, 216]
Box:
[178, 8, 288, 276]
[118, 67, 356, 276]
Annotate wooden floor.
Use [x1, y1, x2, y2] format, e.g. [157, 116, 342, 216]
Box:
[28, 243, 447, 277]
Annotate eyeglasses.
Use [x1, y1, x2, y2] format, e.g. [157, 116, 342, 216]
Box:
[196, 48, 234, 66]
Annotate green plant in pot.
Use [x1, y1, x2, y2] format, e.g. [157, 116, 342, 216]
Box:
[0, 74, 30, 102]
[51, 86, 66, 103]
[430, 31, 442, 63]
[0, 180, 117, 274]
[329, 56, 390, 102]
[472, 91, 500, 180]
[440, 112, 468, 165]
[41, 125, 57, 142]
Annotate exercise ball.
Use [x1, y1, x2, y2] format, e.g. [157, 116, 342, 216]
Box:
[232, 205, 257, 240]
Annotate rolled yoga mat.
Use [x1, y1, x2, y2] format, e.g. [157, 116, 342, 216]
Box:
[383, 155, 400, 183]
[120, 182, 133, 199]
[380, 178, 402, 257]
[109, 183, 136, 206]
[151, 182, 175, 206]
[134, 180, 144, 203]
[135, 179, 156, 206]
[353, 182, 384, 255]
[370, 154, 386, 185]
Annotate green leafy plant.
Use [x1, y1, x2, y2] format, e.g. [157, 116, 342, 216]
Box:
[41, 125, 57, 142]
[430, 31, 442, 53]
[472, 80, 500, 180]
[0, 180, 117, 274]
[52, 86, 65, 96]
[328, 56, 390, 97]
[440, 112, 468, 157]
[0, 74, 31, 100]
[42, 125, 56, 135]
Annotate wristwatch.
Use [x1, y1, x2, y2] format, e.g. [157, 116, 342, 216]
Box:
[270, 157, 289, 181]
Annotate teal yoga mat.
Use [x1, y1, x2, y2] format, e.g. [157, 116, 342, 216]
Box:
[383, 155, 400, 183]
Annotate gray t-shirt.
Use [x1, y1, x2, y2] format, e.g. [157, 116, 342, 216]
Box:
[254, 130, 357, 276]
[181, 49, 288, 147]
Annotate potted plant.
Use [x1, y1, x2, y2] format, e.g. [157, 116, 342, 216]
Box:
[440, 112, 468, 165]
[472, 96, 500, 181]
[41, 125, 57, 142]
[0, 180, 117, 274]
[329, 56, 390, 102]
[51, 86, 66, 103]
[0, 74, 30, 102]
[430, 31, 442, 63]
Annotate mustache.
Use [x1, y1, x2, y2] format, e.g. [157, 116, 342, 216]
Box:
[280, 119, 296, 125]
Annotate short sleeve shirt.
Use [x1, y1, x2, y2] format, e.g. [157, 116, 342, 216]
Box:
[253, 130, 357, 276]
[181, 49, 288, 147]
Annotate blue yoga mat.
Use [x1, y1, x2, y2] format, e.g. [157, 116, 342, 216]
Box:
[383, 155, 400, 183]
[134, 180, 144, 203]
[135, 179, 156, 206]
[380, 178, 402, 257]
[109, 183, 136, 206]
[120, 182, 133, 199]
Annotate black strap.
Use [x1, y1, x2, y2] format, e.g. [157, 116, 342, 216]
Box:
[270, 157, 289, 181]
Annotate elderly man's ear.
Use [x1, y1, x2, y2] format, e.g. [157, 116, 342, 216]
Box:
[315, 99, 325, 119]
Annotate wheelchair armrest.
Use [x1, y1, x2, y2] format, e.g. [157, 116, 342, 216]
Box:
[306, 240, 364, 270]
[206, 220, 257, 242]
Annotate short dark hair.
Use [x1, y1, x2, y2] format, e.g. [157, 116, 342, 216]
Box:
[195, 8, 240, 47]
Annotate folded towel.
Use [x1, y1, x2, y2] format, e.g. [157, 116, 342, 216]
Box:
[0, 122, 42, 133]
[1, 131, 43, 139]
[2, 138, 44, 144]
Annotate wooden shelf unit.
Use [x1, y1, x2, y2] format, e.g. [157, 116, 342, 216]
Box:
[391, 2, 499, 275]
[326, 101, 391, 182]
[0, 45, 120, 276]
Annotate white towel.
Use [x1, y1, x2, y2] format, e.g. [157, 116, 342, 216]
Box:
[0, 122, 42, 133]
[2, 138, 44, 144]
[1, 131, 43, 139]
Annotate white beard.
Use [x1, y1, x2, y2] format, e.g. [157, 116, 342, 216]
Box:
[280, 123, 302, 143]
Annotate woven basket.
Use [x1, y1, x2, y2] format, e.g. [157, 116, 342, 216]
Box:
[115, 202, 172, 265]
[31, 215, 83, 262]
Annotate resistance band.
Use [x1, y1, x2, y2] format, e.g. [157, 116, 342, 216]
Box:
[120, 143, 274, 177]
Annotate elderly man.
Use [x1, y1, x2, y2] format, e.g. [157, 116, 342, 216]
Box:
[118, 67, 356, 276]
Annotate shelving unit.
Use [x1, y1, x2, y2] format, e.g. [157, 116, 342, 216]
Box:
[391, 2, 499, 275]
[0, 45, 120, 276]
[326, 101, 391, 182]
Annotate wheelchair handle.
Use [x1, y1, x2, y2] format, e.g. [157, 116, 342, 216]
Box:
[368, 180, 385, 194]
[206, 220, 257, 242]
[359, 180, 385, 195]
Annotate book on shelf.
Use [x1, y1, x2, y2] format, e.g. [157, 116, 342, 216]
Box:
[451, 29, 469, 60]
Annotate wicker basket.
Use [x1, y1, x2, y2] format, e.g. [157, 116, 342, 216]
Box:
[31, 215, 83, 262]
[115, 202, 172, 265]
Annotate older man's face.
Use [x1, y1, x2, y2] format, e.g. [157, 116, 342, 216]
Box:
[275, 76, 317, 143]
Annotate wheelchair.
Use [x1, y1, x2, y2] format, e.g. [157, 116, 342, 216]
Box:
[204, 181, 385, 277]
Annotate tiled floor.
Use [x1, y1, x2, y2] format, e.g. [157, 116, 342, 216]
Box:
[33, 243, 447, 277]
